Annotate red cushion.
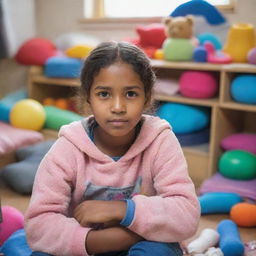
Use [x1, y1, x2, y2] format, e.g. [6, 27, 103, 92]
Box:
[136, 23, 166, 48]
[15, 38, 56, 65]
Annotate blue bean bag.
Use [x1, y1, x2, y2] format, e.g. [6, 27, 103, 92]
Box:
[231, 75, 256, 104]
[176, 128, 209, 146]
[0, 90, 28, 123]
[44, 56, 83, 78]
[1, 140, 55, 194]
[0, 229, 32, 256]
[199, 192, 243, 214]
[156, 103, 210, 134]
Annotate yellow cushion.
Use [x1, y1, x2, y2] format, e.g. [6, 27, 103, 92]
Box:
[65, 45, 93, 58]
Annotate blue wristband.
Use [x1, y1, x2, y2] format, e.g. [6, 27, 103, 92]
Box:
[120, 199, 135, 227]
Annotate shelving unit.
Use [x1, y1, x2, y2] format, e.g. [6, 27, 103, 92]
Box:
[28, 61, 256, 186]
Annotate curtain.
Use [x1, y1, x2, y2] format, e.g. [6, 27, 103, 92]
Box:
[0, 0, 8, 58]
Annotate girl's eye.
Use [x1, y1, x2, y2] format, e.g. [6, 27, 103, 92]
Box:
[126, 91, 138, 98]
[97, 91, 110, 98]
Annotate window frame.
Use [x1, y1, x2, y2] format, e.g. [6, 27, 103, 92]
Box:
[81, 0, 236, 23]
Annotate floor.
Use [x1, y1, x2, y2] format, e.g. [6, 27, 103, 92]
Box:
[1, 177, 255, 255]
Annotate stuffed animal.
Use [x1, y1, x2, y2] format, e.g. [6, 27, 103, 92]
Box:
[163, 15, 194, 39]
[162, 15, 196, 61]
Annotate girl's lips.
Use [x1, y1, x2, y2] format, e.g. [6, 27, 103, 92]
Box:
[108, 120, 128, 126]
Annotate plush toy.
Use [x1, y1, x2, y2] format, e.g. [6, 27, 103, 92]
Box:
[162, 15, 195, 61]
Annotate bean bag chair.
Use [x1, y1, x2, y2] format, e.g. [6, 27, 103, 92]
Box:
[15, 38, 57, 65]
[156, 103, 210, 134]
[44, 56, 83, 78]
[1, 140, 55, 194]
[231, 75, 256, 104]
[199, 172, 256, 200]
[0, 122, 43, 155]
[176, 128, 209, 146]
[221, 133, 256, 154]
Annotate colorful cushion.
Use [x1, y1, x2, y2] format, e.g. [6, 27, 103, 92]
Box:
[0, 122, 43, 155]
[157, 103, 210, 134]
[15, 38, 57, 65]
[65, 45, 94, 59]
[136, 23, 166, 48]
[176, 128, 209, 146]
[179, 71, 218, 99]
[199, 172, 256, 200]
[221, 133, 256, 154]
[231, 75, 256, 104]
[44, 56, 83, 78]
[1, 140, 55, 194]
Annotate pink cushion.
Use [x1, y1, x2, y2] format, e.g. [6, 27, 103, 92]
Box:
[0, 122, 43, 155]
[221, 133, 256, 154]
[15, 38, 57, 65]
[136, 23, 166, 48]
[179, 71, 218, 98]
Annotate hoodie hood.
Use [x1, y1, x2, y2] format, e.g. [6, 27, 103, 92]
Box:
[58, 115, 171, 162]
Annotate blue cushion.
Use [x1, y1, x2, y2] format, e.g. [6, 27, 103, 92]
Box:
[1, 140, 55, 194]
[44, 56, 82, 78]
[231, 75, 256, 104]
[199, 192, 243, 214]
[156, 103, 210, 134]
[176, 128, 209, 146]
[0, 229, 32, 256]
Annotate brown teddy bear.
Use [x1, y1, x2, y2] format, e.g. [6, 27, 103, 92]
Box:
[163, 15, 194, 39]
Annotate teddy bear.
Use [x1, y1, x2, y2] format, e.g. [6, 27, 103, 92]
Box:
[162, 15, 196, 61]
[163, 15, 194, 39]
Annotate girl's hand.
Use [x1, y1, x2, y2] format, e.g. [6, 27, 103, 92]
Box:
[74, 200, 126, 228]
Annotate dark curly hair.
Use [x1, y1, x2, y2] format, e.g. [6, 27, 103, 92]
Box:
[78, 41, 156, 114]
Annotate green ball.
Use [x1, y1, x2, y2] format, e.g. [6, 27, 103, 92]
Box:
[163, 38, 194, 61]
[219, 150, 256, 180]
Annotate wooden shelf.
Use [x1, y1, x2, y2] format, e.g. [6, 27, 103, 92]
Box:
[31, 74, 80, 87]
[154, 93, 218, 107]
[220, 101, 256, 112]
[27, 62, 256, 186]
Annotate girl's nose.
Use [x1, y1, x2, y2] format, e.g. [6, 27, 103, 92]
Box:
[111, 96, 126, 114]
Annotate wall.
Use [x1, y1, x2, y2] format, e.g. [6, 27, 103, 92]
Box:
[35, 0, 256, 42]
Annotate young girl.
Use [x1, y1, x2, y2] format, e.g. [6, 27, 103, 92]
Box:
[25, 41, 200, 256]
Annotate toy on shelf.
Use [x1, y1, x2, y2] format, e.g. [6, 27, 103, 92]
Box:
[186, 228, 219, 254]
[204, 42, 232, 64]
[179, 70, 218, 98]
[0, 206, 24, 245]
[217, 219, 244, 256]
[231, 75, 256, 104]
[163, 15, 195, 61]
[223, 23, 256, 63]
[65, 44, 94, 59]
[219, 150, 256, 180]
[248, 47, 256, 65]
[221, 133, 256, 155]
[230, 202, 256, 227]
[43, 97, 77, 112]
[10, 99, 46, 131]
[193, 42, 232, 64]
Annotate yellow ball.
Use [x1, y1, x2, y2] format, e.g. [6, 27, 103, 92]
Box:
[10, 99, 46, 131]
[154, 49, 164, 60]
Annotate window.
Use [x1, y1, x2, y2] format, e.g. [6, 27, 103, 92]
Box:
[84, 0, 234, 19]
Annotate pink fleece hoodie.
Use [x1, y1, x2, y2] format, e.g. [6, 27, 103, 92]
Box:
[25, 115, 200, 256]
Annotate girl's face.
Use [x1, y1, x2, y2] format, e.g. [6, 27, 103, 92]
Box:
[88, 62, 146, 138]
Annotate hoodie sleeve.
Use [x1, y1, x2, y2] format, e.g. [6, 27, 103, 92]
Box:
[25, 139, 90, 256]
[128, 129, 200, 242]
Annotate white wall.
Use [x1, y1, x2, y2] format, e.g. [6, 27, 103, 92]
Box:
[35, 0, 256, 42]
